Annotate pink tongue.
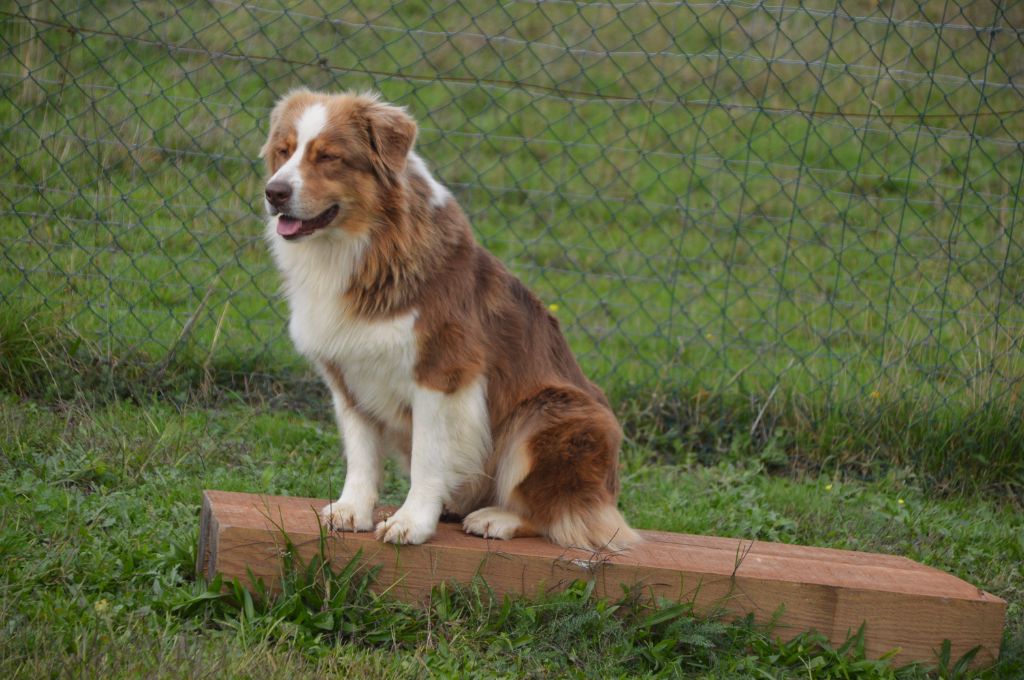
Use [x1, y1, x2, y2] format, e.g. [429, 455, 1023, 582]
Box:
[277, 216, 303, 236]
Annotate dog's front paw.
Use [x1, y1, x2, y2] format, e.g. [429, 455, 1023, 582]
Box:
[375, 508, 436, 545]
[320, 500, 374, 532]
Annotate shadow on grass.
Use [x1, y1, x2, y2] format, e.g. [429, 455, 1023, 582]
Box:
[3, 302, 1022, 500]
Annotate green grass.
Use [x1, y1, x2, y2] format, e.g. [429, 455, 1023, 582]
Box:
[1, 393, 1021, 678]
[2, 0, 1023, 491]
[2, 2, 1024, 676]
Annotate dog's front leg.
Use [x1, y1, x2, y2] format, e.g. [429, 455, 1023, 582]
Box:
[376, 381, 489, 545]
[320, 389, 381, 532]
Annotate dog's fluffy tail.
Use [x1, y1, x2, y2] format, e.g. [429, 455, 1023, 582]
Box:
[546, 502, 641, 553]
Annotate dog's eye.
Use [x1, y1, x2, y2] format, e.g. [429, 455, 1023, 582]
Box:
[317, 153, 340, 163]
[275, 147, 289, 158]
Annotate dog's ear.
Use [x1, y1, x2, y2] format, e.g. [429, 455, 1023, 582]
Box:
[362, 101, 418, 183]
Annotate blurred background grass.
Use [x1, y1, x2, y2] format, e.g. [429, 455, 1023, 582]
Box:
[1, 0, 1023, 492]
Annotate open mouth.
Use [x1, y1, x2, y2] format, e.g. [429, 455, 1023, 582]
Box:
[277, 205, 340, 240]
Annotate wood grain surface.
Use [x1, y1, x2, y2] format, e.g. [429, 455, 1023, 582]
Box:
[198, 490, 1005, 667]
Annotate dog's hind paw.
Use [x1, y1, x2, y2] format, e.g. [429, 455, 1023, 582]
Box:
[462, 507, 526, 540]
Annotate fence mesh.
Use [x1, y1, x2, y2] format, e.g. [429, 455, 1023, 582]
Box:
[2, 0, 1023, 418]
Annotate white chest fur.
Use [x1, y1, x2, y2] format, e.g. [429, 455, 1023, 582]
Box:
[268, 223, 418, 428]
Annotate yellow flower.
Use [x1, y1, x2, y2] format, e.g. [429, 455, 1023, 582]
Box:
[897, 498, 905, 505]
[548, 303, 559, 312]
[870, 390, 881, 400]
[825, 483, 833, 491]
[94, 598, 110, 614]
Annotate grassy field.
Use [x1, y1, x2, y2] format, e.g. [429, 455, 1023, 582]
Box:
[2, 0, 1024, 677]
[1, 393, 1021, 678]
[2, 0, 1023, 490]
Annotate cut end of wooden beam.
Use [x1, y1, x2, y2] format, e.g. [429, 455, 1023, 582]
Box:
[198, 490, 1005, 668]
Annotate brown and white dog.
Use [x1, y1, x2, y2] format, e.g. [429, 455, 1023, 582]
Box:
[261, 89, 639, 551]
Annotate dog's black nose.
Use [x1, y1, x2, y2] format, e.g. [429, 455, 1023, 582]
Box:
[265, 181, 292, 207]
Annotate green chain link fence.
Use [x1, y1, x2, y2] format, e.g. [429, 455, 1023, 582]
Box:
[2, 1, 1023, 425]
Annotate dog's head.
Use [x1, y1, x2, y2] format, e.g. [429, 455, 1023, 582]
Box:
[261, 89, 418, 240]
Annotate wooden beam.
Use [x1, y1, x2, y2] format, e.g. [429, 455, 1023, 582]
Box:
[198, 490, 1004, 667]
